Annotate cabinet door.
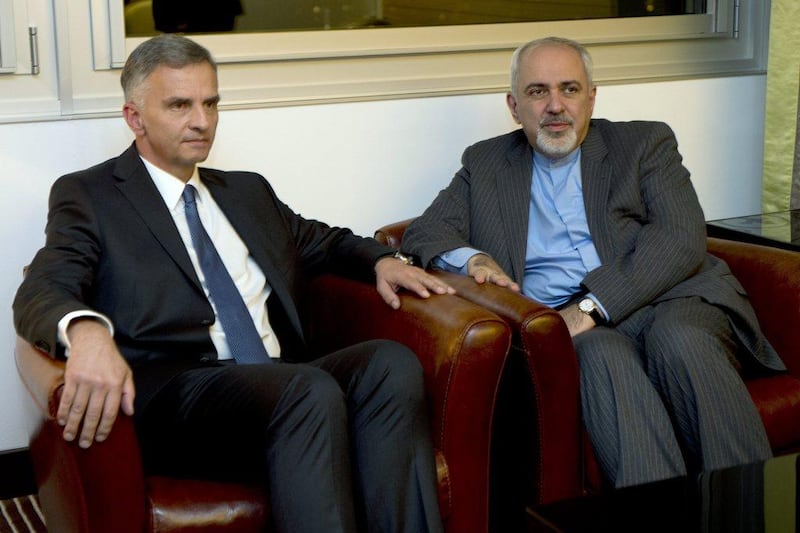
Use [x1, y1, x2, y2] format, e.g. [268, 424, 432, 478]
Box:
[0, 0, 59, 120]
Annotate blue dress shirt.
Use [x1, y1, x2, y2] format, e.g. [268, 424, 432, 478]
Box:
[437, 147, 605, 312]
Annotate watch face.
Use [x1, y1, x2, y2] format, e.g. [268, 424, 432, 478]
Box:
[578, 298, 594, 313]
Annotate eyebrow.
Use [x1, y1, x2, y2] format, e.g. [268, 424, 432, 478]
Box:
[523, 80, 583, 91]
[163, 95, 221, 106]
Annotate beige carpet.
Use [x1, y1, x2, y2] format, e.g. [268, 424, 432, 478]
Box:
[0, 495, 45, 533]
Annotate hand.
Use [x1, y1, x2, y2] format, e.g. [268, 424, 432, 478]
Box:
[374, 256, 455, 309]
[558, 304, 597, 337]
[466, 253, 521, 292]
[58, 319, 135, 448]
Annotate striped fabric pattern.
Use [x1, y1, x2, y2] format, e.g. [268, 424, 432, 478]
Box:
[0, 496, 46, 533]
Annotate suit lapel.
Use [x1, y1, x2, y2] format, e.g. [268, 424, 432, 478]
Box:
[201, 171, 305, 341]
[496, 135, 533, 281]
[112, 145, 202, 289]
[580, 125, 615, 263]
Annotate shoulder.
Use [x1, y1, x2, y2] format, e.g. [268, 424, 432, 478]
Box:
[462, 129, 528, 165]
[590, 119, 676, 144]
[199, 167, 275, 193]
[466, 129, 527, 153]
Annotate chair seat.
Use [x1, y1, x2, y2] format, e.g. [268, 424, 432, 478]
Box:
[146, 477, 269, 532]
[747, 374, 800, 453]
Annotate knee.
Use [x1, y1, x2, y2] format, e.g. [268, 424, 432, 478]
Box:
[365, 340, 426, 404]
[645, 318, 729, 370]
[574, 329, 628, 372]
[285, 367, 347, 420]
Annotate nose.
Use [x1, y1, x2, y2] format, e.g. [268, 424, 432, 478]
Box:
[189, 105, 211, 130]
[545, 92, 564, 113]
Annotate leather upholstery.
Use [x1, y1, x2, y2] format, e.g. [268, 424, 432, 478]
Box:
[16, 272, 511, 532]
[375, 220, 800, 504]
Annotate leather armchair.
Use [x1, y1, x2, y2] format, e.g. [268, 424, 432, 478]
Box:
[15, 273, 512, 533]
[375, 220, 800, 506]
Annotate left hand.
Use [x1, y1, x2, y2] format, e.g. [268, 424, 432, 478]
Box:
[374, 256, 455, 309]
[558, 304, 597, 338]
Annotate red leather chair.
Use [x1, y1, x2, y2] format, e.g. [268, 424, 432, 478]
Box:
[15, 273, 512, 533]
[376, 220, 800, 506]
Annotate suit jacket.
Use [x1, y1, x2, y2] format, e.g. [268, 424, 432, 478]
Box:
[13, 143, 394, 407]
[403, 119, 785, 371]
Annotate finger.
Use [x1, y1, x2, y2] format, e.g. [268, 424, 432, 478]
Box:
[62, 384, 91, 443]
[376, 280, 401, 309]
[419, 275, 455, 295]
[56, 380, 78, 427]
[472, 269, 489, 284]
[78, 391, 107, 448]
[120, 374, 136, 416]
[94, 390, 122, 443]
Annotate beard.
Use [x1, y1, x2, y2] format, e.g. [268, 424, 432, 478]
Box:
[535, 117, 578, 159]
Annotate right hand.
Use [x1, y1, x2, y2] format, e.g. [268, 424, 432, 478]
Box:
[57, 319, 135, 448]
[466, 253, 521, 292]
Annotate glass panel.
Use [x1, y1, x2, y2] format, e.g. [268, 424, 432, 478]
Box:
[123, 0, 707, 37]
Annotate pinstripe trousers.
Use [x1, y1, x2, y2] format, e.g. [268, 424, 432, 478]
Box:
[574, 296, 772, 488]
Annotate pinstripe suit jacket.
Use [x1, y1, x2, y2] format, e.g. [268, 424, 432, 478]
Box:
[403, 119, 785, 371]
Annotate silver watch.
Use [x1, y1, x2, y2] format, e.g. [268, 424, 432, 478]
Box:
[393, 251, 414, 266]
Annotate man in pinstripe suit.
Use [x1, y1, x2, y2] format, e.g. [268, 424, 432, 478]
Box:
[402, 36, 786, 488]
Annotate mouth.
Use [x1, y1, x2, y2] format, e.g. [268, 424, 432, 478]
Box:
[540, 118, 572, 132]
[184, 138, 210, 148]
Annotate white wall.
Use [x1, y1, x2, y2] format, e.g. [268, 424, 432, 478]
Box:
[0, 74, 767, 452]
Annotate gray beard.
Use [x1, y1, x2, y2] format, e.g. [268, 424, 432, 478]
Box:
[535, 128, 578, 159]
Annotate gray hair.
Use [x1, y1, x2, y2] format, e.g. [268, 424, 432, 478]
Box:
[121, 34, 217, 103]
[509, 36, 593, 97]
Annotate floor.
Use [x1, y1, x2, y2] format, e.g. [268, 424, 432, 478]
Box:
[0, 495, 46, 533]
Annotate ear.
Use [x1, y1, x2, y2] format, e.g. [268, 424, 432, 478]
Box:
[506, 92, 521, 124]
[123, 102, 145, 136]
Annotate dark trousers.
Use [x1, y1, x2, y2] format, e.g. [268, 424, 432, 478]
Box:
[136, 339, 443, 533]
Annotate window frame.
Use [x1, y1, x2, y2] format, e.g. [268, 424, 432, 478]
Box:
[3, 0, 771, 120]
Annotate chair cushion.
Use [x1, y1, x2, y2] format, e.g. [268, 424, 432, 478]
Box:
[746, 374, 800, 453]
[146, 477, 270, 532]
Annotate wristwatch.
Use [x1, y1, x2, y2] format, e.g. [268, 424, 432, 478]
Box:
[393, 251, 414, 266]
[578, 297, 606, 326]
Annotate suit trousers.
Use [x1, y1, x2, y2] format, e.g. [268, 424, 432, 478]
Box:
[574, 297, 771, 488]
[136, 339, 443, 533]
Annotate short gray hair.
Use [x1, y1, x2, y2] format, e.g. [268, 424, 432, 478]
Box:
[121, 34, 217, 103]
[509, 37, 593, 97]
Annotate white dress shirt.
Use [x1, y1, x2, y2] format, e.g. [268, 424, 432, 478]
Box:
[59, 157, 281, 360]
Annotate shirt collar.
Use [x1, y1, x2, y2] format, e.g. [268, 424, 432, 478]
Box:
[140, 157, 202, 211]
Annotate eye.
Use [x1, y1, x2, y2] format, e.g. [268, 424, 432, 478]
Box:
[563, 84, 580, 95]
[527, 87, 546, 98]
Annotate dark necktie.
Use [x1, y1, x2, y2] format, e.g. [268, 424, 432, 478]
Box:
[182, 185, 271, 364]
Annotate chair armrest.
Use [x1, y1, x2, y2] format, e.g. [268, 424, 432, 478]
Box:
[15, 337, 147, 533]
[373, 218, 414, 249]
[430, 271, 584, 504]
[305, 274, 511, 533]
[707, 237, 800, 376]
[15, 337, 64, 419]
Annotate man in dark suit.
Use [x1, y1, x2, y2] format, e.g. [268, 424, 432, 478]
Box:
[402, 36, 785, 488]
[13, 34, 451, 533]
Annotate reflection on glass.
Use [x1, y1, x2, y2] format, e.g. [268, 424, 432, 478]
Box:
[123, 0, 706, 37]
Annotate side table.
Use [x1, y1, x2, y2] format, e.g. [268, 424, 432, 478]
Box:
[527, 453, 799, 533]
[706, 209, 800, 251]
